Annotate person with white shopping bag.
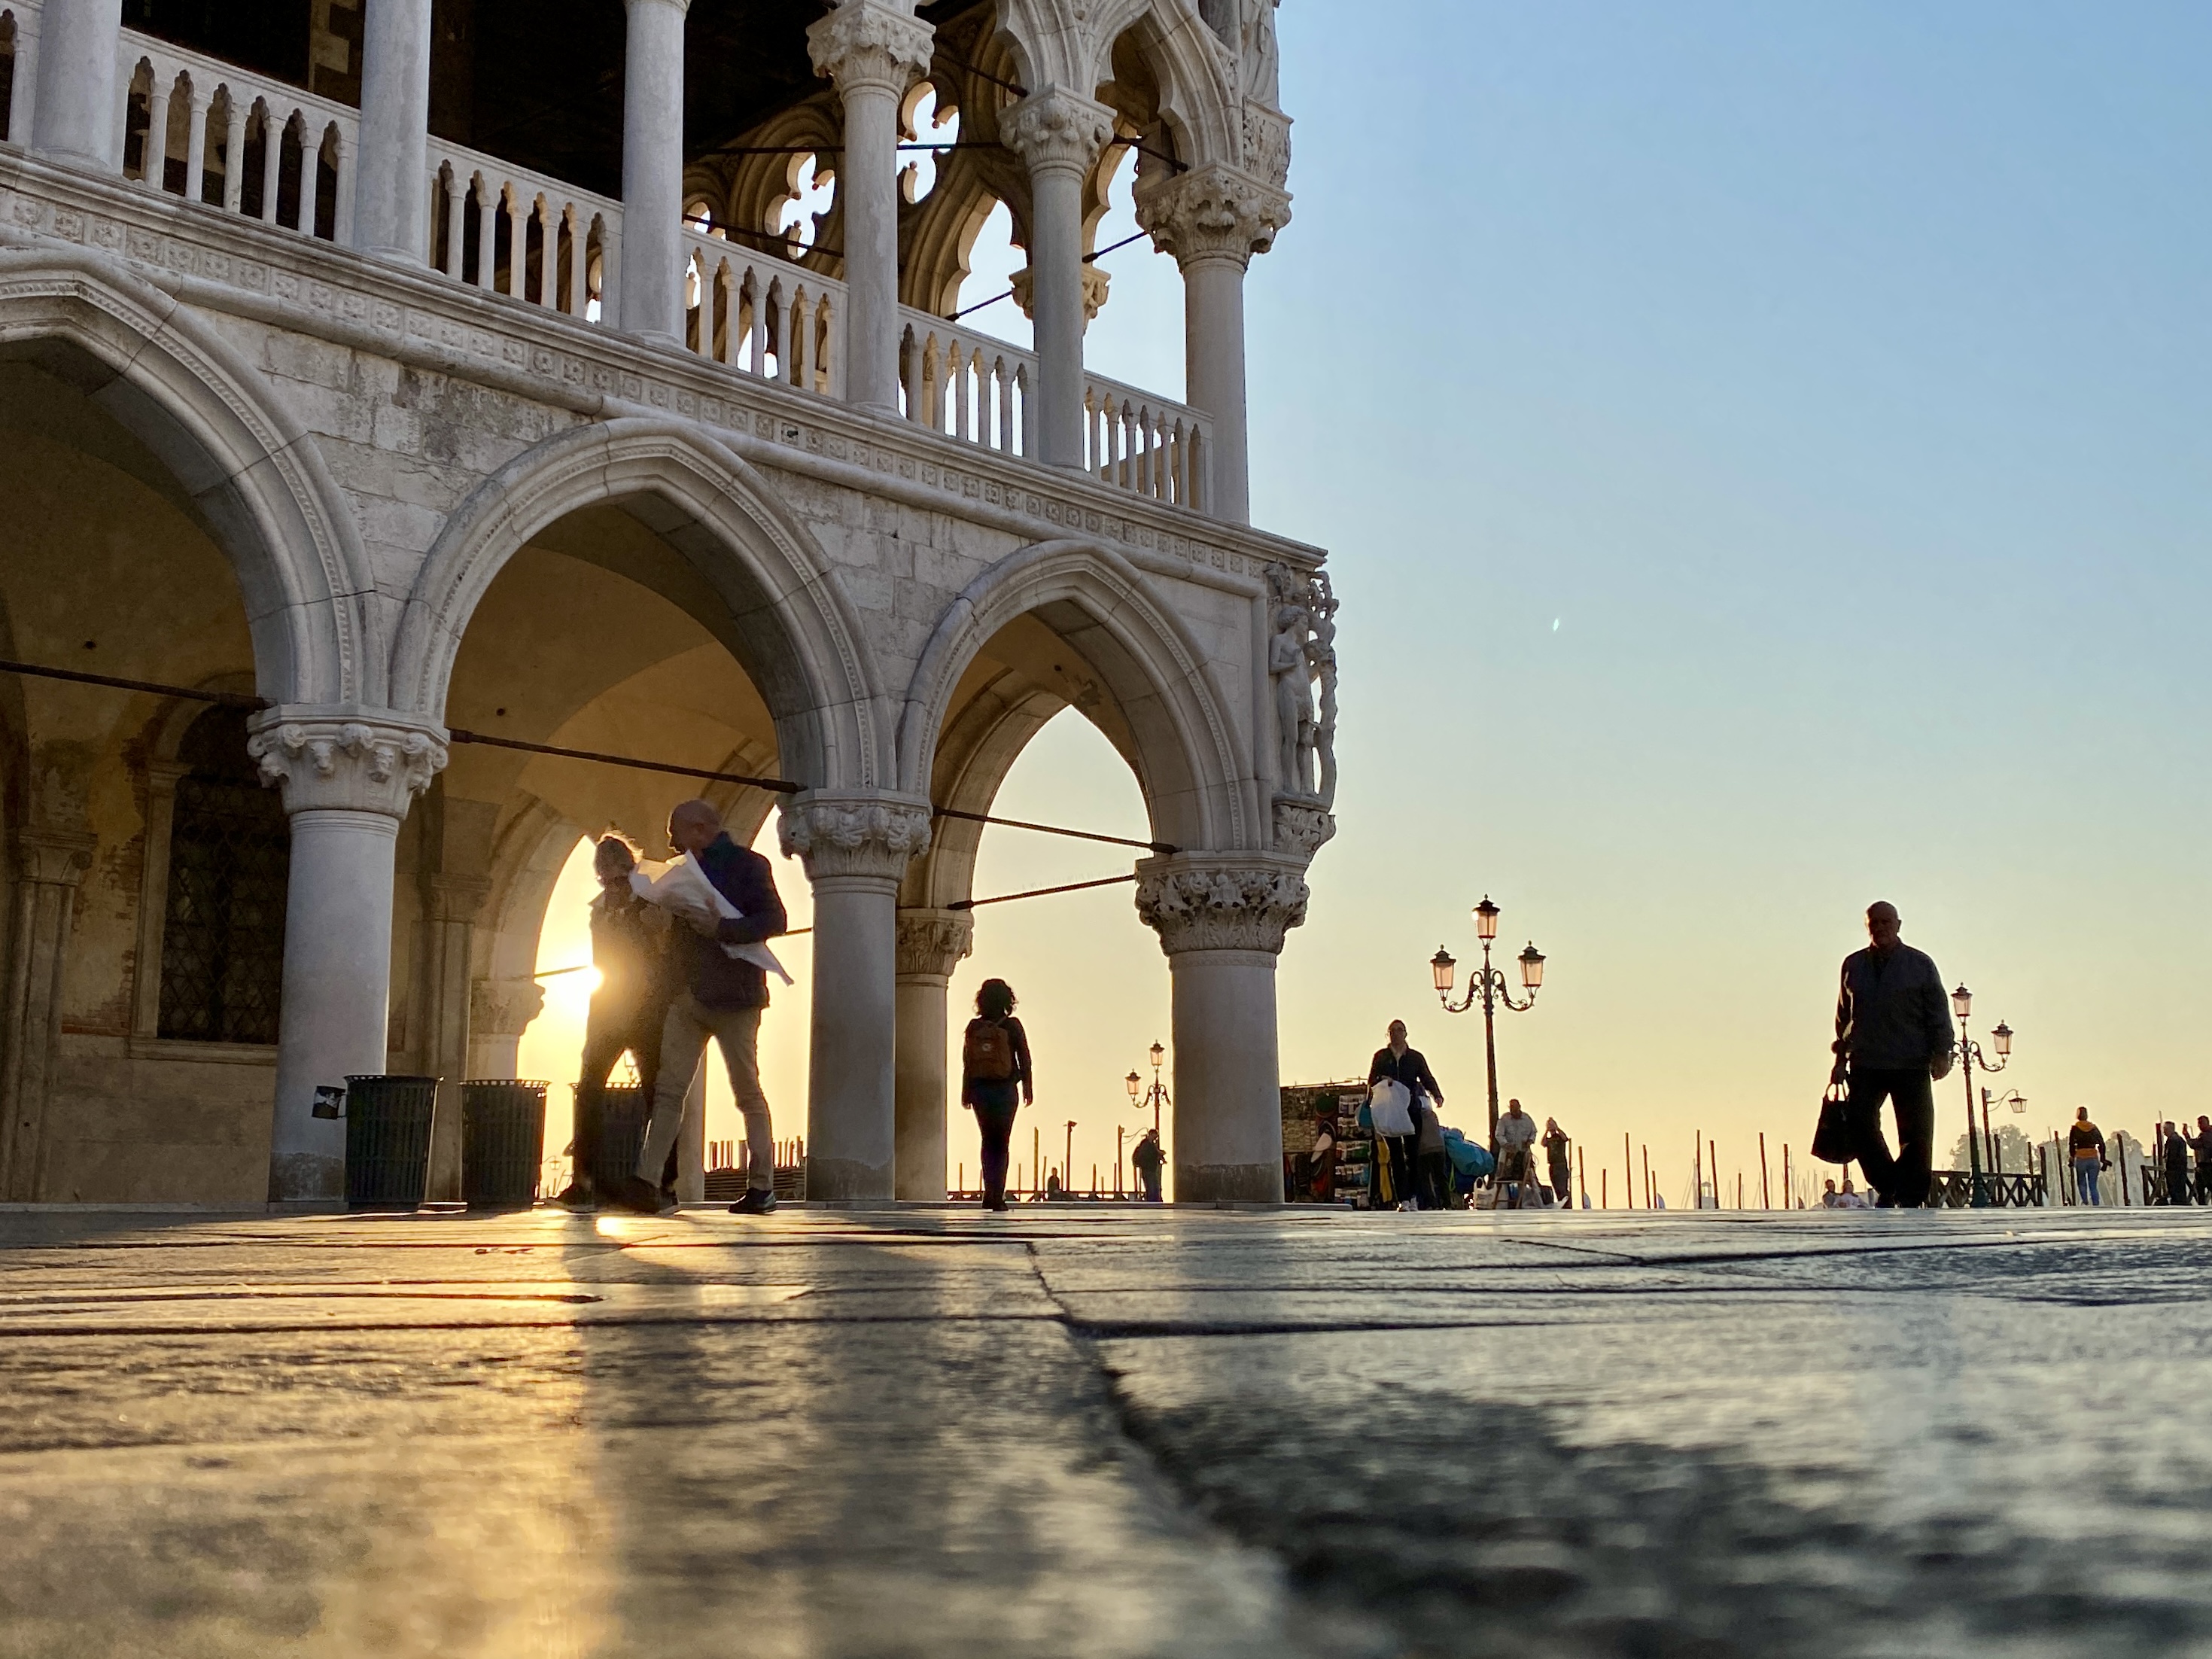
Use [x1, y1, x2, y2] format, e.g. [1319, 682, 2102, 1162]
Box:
[1368, 1020, 1445, 1210]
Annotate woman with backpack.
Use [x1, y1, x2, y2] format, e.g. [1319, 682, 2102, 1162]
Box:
[962, 979, 1033, 1212]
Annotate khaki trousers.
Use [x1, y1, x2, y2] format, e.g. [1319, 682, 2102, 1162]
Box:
[640, 993, 773, 1191]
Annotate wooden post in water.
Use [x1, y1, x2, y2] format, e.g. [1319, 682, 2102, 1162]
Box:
[1602, 1169, 1608, 1209]
[1708, 1139, 1721, 1210]
[1695, 1131, 1703, 1210]
[1782, 1143, 1792, 1209]
[1576, 1146, 1585, 1209]
[1624, 1132, 1634, 1209]
[1760, 1133, 1771, 1210]
[1642, 1143, 1651, 1210]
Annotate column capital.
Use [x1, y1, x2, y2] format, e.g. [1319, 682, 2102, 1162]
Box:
[247, 707, 448, 818]
[11, 828, 96, 887]
[778, 790, 933, 884]
[1009, 263, 1109, 323]
[806, 0, 934, 101]
[1135, 161, 1290, 270]
[471, 975, 547, 1039]
[895, 908, 974, 981]
[423, 872, 493, 924]
[1003, 87, 1115, 180]
[1134, 852, 1309, 957]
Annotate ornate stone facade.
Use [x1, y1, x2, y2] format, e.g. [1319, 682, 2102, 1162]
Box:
[1136, 163, 1292, 270]
[894, 909, 975, 981]
[1134, 854, 1310, 957]
[1000, 88, 1116, 179]
[804, 0, 934, 99]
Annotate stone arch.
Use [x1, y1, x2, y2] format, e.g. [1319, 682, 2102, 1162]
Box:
[899, 537, 1252, 856]
[0, 248, 377, 705]
[391, 416, 890, 791]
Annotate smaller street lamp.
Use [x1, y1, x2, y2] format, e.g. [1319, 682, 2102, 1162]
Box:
[1128, 1044, 1170, 1137]
[1948, 984, 2015, 1208]
[1432, 895, 1546, 1143]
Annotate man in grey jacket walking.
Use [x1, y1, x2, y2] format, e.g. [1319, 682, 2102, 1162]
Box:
[1832, 900, 1955, 1208]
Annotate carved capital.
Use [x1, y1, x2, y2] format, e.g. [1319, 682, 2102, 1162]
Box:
[777, 790, 933, 884]
[1271, 799, 1336, 859]
[806, 0, 934, 102]
[1002, 87, 1115, 179]
[1240, 104, 1293, 191]
[1136, 161, 1290, 269]
[1009, 262, 1109, 322]
[895, 908, 975, 980]
[423, 873, 493, 924]
[1134, 853, 1309, 957]
[11, 828, 96, 887]
[247, 708, 447, 818]
[471, 976, 547, 1038]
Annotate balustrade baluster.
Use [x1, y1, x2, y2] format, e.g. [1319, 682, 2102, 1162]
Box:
[257, 108, 281, 223]
[330, 129, 352, 242]
[507, 187, 528, 297]
[951, 339, 971, 442]
[221, 94, 247, 214]
[567, 209, 589, 315]
[791, 288, 814, 388]
[141, 75, 168, 188]
[535, 198, 558, 306]
[297, 119, 321, 236]
[181, 82, 206, 202]
[470, 176, 494, 288]
[440, 168, 463, 279]
[1018, 364, 1036, 457]
[899, 324, 919, 420]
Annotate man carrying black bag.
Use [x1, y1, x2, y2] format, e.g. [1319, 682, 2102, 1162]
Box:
[1830, 900, 1955, 1208]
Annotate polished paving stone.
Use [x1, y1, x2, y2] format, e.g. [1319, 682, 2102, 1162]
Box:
[2, 1204, 2207, 1657]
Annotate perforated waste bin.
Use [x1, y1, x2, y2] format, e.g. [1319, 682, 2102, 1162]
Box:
[592, 1083, 652, 1192]
[463, 1080, 548, 1209]
[343, 1074, 438, 1210]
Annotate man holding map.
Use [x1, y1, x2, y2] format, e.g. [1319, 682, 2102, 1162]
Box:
[613, 798, 790, 1216]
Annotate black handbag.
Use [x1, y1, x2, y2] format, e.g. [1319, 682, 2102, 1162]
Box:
[1812, 1078, 1852, 1164]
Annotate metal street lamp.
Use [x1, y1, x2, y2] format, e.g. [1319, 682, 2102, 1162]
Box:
[1129, 1045, 1169, 1137]
[1981, 1087, 2027, 1183]
[1949, 984, 2015, 1207]
[1432, 894, 1546, 1144]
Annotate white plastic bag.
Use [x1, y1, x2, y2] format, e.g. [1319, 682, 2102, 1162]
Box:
[631, 860, 792, 985]
[1368, 1078, 1415, 1137]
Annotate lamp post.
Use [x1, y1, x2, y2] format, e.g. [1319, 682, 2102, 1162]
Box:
[1431, 896, 1545, 1145]
[1949, 984, 2013, 1208]
[1125, 1041, 1170, 1137]
[1981, 1087, 2027, 1186]
[1065, 1120, 1077, 1196]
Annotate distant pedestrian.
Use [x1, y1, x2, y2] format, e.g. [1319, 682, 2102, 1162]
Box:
[961, 978, 1032, 1213]
[1542, 1118, 1573, 1208]
[1822, 1177, 1840, 1208]
[2068, 1107, 2107, 1206]
[2195, 1116, 2212, 1206]
[1831, 901, 1955, 1207]
[1306, 1112, 1339, 1202]
[1837, 1175, 1869, 1210]
[2162, 1122, 2192, 1206]
[1495, 1098, 1538, 1206]
[1369, 1021, 1442, 1213]
[1132, 1127, 1164, 1202]
[551, 835, 677, 1213]
[1411, 1095, 1451, 1210]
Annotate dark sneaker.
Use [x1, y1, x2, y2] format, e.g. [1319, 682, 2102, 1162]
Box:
[549, 1182, 597, 1213]
[728, 1189, 778, 1216]
[612, 1176, 677, 1216]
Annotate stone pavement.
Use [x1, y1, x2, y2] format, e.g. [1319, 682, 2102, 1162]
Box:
[2, 1204, 2210, 1658]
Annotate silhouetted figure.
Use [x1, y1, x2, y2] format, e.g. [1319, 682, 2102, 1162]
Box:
[2162, 1121, 2192, 1206]
[1542, 1118, 1573, 1208]
[1369, 1019, 1441, 1212]
[551, 836, 676, 1213]
[1495, 1097, 1538, 1206]
[1307, 1112, 1339, 1202]
[962, 978, 1032, 1213]
[2195, 1116, 2212, 1206]
[2068, 1107, 2107, 1206]
[1132, 1128, 1165, 1202]
[1831, 901, 1954, 1207]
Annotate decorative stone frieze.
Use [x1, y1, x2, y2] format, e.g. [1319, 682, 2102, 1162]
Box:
[805, 0, 935, 99]
[1270, 799, 1336, 860]
[247, 708, 448, 817]
[1135, 161, 1291, 270]
[1240, 105, 1293, 191]
[894, 909, 975, 980]
[471, 975, 548, 1038]
[1001, 87, 1115, 179]
[1133, 853, 1309, 957]
[778, 791, 933, 883]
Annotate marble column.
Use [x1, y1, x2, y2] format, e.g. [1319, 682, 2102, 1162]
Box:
[805, 0, 933, 413]
[351, 0, 434, 261]
[1134, 852, 1312, 1204]
[893, 907, 972, 1201]
[418, 872, 490, 1203]
[28, 0, 123, 171]
[1134, 163, 1290, 525]
[617, 0, 691, 342]
[249, 711, 446, 1204]
[1002, 87, 1113, 468]
[467, 975, 546, 1082]
[778, 791, 931, 1201]
[0, 829, 96, 1201]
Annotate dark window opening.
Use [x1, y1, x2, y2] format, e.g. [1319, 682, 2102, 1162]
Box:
[159, 705, 289, 1045]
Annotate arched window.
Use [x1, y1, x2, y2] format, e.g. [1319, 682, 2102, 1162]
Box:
[157, 705, 288, 1043]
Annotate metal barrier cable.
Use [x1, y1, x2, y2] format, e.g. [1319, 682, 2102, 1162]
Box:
[0, 659, 1175, 856]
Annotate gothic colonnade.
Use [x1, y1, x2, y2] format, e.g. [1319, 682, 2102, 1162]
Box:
[20, 0, 1285, 522]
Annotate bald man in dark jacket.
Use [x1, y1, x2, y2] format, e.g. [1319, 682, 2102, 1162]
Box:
[1832, 900, 1954, 1208]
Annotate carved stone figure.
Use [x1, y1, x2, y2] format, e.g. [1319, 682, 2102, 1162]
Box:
[1241, 0, 1282, 108]
[1266, 562, 1336, 810]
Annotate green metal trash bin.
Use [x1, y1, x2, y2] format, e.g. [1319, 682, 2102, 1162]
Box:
[592, 1083, 652, 1192]
[463, 1080, 548, 1209]
[343, 1074, 439, 1210]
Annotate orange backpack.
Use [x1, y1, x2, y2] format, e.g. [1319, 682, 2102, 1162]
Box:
[963, 1018, 1016, 1082]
